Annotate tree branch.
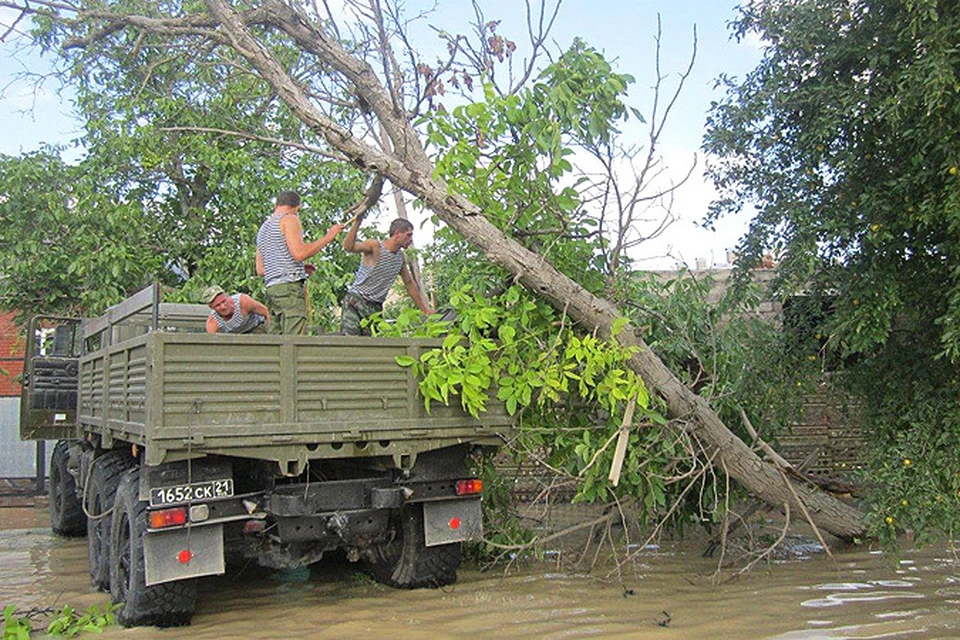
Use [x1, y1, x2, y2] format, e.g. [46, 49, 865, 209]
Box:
[157, 126, 348, 161]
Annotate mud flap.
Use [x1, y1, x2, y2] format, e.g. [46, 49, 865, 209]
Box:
[143, 524, 224, 586]
[423, 498, 482, 547]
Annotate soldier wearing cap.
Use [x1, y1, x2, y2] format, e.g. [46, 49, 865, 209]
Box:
[202, 286, 269, 334]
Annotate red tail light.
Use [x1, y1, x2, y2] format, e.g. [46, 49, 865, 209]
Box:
[455, 479, 483, 496]
[150, 507, 188, 529]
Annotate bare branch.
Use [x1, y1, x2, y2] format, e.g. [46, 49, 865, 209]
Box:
[0, 5, 27, 41]
[723, 503, 790, 583]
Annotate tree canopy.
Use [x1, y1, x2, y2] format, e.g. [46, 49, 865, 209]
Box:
[705, 0, 960, 542]
[1, 1, 369, 324]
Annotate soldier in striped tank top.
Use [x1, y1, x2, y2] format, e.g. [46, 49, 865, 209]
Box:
[255, 191, 345, 334]
[202, 285, 269, 334]
[340, 215, 434, 335]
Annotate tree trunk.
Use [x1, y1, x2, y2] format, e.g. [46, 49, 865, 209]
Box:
[203, 0, 867, 540]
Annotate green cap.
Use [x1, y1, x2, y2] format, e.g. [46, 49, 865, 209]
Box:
[201, 285, 225, 304]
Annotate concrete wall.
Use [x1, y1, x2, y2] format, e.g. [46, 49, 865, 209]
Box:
[0, 397, 46, 478]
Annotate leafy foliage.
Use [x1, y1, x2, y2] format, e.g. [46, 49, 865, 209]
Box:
[624, 271, 813, 439]
[0, 147, 364, 329]
[1, 603, 118, 639]
[706, 0, 960, 358]
[403, 37, 815, 545]
[377, 273, 803, 544]
[377, 284, 670, 516]
[0, 149, 152, 316]
[46, 603, 118, 637]
[424, 40, 639, 294]
[704, 0, 960, 539]
[2, 605, 30, 640]
[1, 8, 369, 327]
[846, 327, 960, 546]
[387, 285, 649, 419]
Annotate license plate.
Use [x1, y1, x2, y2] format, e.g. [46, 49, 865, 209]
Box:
[150, 479, 234, 506]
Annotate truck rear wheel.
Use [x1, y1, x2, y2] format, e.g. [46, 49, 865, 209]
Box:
[49, 440, 85, 537]
[87, 451, 135, 591]
[365, 504, 461, 588]
[110, 468, 196, 627]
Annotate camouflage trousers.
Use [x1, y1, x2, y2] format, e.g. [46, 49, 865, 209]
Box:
[265, 280, 307, 335]
[339, 292, 382, 336]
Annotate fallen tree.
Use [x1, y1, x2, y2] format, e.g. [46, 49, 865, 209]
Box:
[7, 0, 867, 539]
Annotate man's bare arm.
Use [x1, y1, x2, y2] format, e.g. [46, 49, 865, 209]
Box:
[400, 264, 434, 315]
[239, 294, 271, 329]
[239, 294, 268, 318]
[280, 215, 345, 261]
[342, 213, 378, 255]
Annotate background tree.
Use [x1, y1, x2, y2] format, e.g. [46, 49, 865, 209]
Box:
[703, 0, 960, 541]
[1, 6, 369, 326]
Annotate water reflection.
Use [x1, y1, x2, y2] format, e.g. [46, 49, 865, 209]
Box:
[0, 506, 958, 639]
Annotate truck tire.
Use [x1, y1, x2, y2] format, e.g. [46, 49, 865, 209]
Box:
[49, 440, 85, 537]
[87, 451, 135, 591]
[365, 503, 461, 588]
[110, 468, 196, 628]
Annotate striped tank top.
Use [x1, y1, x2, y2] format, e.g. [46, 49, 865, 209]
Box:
[210, 294, 265, 334]
[347, 242, 405, 304]
[257, 213, 306, 287]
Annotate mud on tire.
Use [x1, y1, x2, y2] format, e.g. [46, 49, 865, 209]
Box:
[365, 503, 462, 589]
[87, 450, 135, 591]
[110, 468, 196, 628]
[49, 440, 85, 537]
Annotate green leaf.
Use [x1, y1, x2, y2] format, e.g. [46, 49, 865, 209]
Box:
[611, 316, 629, 336]
[442, 333, 462, 350]
[395, 355, 416, 367]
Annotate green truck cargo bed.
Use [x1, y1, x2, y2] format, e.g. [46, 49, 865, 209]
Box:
[79, 331, 510, 470]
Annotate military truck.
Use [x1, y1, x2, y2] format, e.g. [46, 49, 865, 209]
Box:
[20, 285, 512, 627]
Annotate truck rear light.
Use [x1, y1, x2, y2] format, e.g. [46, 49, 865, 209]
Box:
[150, 507, 187, 529]
[455, 479, 483, 496]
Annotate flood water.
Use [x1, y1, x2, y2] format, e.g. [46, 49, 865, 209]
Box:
[2, 504, 959, 639]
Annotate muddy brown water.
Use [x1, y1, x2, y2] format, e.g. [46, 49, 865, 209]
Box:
[2, 505, 959, 639]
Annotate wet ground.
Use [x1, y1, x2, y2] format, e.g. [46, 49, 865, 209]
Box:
[1, 503, 959, 639]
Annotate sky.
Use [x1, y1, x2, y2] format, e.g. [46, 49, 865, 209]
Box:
[0, 1, 763, 269]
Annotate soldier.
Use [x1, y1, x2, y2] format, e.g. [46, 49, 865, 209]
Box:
[256, 190, 345, 334]
[340, 216, 433, 336]
[202, 286, 269, 334]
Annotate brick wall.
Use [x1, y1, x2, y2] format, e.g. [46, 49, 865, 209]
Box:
[0, 312, 25, 397]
